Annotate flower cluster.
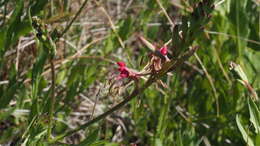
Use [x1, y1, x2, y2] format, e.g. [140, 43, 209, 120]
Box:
[116, 44, 169, 80]
[117, 61, 138, 80]
[109, 39, 170, 95]
[148, 45, 169, 72]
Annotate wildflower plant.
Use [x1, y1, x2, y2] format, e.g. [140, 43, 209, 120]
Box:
[50, 0, 216, 142]
[109, 0, 214, 97]
[3, 0, 259, 145]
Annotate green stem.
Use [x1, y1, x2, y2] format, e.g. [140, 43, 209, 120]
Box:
[48, 59, 56, 140]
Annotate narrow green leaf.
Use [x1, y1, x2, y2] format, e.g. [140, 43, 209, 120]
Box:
[4, 0, 24, 50]
[0, 83, 19, 109]
[34, 129, 47, 140]
[176, 131, 184, 146]
[248, 98, 260, 133]
[90, 141, 108, 146]
[236, 115, 254, 146]
[0, 65, 21, 109]
[103, 35, 114, 54]
[77, 129, 99, 146]
[118, 17, 133, 41]
[30, 0, 49, 15]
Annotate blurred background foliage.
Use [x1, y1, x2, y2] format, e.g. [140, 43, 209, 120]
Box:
[0, 0, 260, 145]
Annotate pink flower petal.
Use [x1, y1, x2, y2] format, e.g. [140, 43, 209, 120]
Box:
[116, 61, 139, 80]
[117, 61, 126, 67]
[160, 46, 167, 56]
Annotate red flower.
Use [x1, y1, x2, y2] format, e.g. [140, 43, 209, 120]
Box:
[159, 46, 167, 56]
[117, 61, 138, 80]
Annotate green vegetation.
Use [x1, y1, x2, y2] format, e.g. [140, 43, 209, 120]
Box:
[0, 0, 259, 145]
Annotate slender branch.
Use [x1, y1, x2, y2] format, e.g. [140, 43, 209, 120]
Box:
[48, 58, 56, 139]
[156, 0, 175, 27]
[194, 53, 219, 116]
[213, 47, 232, 85]
[59, 0, 90, 38]
[90, 87, 101, 119]
[94, 0, 125, 48]
[205, 30, 260, 46]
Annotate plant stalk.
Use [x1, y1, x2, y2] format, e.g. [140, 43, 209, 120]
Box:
[48, 58, 56, 140]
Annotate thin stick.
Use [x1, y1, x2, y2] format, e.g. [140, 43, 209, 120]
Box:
[90, 87, 101, 120]
[205, 30, 260, 46]
[94, 0, 125, 48]
[194, 53, 219, 116]
[48, 59, 56, 139]
[59, 0, 90, 38]
[213, 47, 232, 85]
[156, 0, 175, 27]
